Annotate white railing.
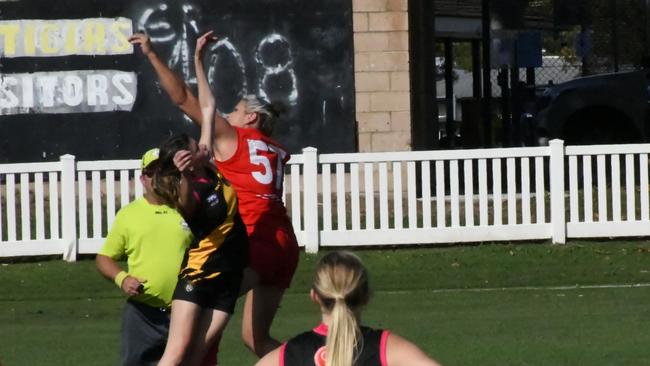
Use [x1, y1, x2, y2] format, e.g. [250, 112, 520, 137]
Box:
[75, 159, 142, 257]
[310, 144, 556, 250]
[1, 140, 649, 260]
[0, 155, 76, 259]
[564, 144, 650, 238]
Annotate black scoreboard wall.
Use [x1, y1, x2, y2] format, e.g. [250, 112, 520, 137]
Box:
[0, 0, 355, 162]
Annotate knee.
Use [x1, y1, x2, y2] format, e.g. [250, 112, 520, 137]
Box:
[241, 331, 269, 357]
[241, 330, 255, 352]
[159, 353, 185, 366]
[158, 355, 183, 366]
[159, 343, 192, 366]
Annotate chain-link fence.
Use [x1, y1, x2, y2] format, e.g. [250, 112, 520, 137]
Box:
[434, 0, 650, 148]
[490, 0, 648, 95]
[489, 0, 650, 147]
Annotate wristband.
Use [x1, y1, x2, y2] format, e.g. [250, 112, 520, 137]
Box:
[114, 271, 128, 288]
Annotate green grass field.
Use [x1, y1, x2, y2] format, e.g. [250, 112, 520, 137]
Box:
[2, 240, 650, 365]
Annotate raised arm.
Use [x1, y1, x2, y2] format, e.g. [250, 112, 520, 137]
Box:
[132, 31, 237, 161]
[193, 31, 238, 161]
[129, 32, 202, 125]
[195, 31, 216, 157]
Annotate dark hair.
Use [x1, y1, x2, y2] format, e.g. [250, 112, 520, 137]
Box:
[151, 134, 191, 207]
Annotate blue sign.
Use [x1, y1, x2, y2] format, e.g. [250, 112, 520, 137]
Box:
[516, 31, 542, 68]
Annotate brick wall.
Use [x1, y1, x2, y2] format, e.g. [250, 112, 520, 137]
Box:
[353, 0, 411, 152]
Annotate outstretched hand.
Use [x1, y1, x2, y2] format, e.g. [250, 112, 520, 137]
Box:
[195, 30, 218, 59]
[128, 32, 154, 56]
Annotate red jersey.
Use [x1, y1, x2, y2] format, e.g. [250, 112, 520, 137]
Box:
[215, 127, 291, 235]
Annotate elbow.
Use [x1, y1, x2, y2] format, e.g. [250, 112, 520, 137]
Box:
[203, 99, 216, 112]
[206, 96, 216, 108]
[169, 78, 196, 107]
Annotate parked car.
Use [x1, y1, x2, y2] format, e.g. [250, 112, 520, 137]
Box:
[535, 69, 650, 145]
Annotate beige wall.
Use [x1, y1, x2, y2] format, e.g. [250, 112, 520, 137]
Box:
[353, 0, 411, 152]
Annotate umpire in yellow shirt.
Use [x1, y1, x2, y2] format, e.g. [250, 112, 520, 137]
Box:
[96, 148, 193, 366]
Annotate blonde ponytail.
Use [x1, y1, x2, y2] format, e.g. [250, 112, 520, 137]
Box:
[326, 297, 360, 366]
[313, 251, 370, 366]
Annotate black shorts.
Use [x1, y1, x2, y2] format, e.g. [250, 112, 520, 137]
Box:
[172, 271, 243, 314]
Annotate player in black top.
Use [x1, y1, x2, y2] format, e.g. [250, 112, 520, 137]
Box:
[151, 132, 248, 366]
[255, 251, 442, 366]
[283, 324, 386, 366]
[151, 29, 252, 365]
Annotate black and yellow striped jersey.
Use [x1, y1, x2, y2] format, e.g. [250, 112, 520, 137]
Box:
[179, 169, 248, 283]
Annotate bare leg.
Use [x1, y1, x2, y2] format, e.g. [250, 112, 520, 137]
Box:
[158, 300, 230, 366]
[239, 267, 260, 296]
[197, 268, 257, 365]
[241, 285, 285, 357]
[194, 311, 229, 366]
[199, 335, 221, 366]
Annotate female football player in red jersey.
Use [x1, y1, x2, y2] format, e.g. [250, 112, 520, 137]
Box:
[130, 31, 300, 359]
[255, 251, 442, 366]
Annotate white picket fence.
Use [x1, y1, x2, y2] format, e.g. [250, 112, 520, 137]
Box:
[1, 140, 649, 261]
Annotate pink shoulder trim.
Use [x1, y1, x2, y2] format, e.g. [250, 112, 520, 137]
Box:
[380, 330, 391, 366]
[279, 343, 287, 366]
[313, 323, 328, 336]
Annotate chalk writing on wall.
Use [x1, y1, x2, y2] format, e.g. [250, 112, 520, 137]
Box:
[207, 37, 247, 101]
[134, 2, 299, 108]
[206, 34, 299, 110]
[136, 2, 201, 84]
[255, 33, 298, 106]
[0, 0, 355, 162]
